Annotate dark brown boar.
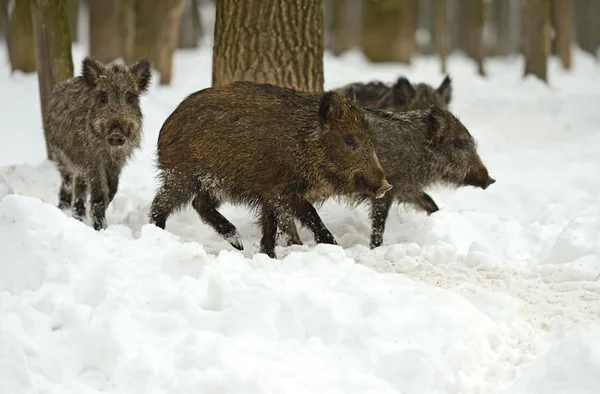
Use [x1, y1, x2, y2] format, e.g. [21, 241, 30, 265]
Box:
[45, 57, 152, 230]
[148, 81, 392, 259]
[334, 75, 452, 113]
[278, 105, 495, 249]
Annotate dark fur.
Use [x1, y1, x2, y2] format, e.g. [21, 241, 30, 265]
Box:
[335, 75, 452, 113]
[279, 105, 496, 249]
[45, 57, 152, 230]
[148, 81, 392, 259]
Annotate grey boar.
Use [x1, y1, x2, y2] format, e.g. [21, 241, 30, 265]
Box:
[148, 81, 392, 259]
[334, 75, 452, 113]
[278, 105, 495, 249]
[45, 57, 152, 230]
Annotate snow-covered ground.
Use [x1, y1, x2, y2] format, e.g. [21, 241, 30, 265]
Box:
[2, 16, 600, 394]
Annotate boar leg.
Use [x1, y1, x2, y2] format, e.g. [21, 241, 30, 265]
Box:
[72, 176, 88, 221]
[259, 206, 279, 259]
[369, 193, 394, 249]
[191, 192, 243, 251]
[409, 192, 439, 215]
[149, 175, 195, 229]
[57, 168, 73, 210]
[277, 214, 303, 246]
[106, 166, 121, 205]
[89, 171, 108, 230]
[291, 199, 337, 246]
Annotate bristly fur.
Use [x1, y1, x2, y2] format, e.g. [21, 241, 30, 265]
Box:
[45, 56, 152, 230]
[148, 81, 391, 259]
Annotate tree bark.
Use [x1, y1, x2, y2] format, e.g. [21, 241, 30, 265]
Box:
[523, 0, 550, 82]
[0, 0, 9, 38]
[31, 0, 75, 159]
[8, 0, 37, 72]
[68, 0, 79, 42]
[573, 0, 600, 58]
[88, 0, 121, 63]
[156, 0, 184, 84]
[362, 0, 416, 63]
[551, 0, 573, 70]
[117, 0, 135, 63]
[178, 0, 203, 48]
[434, 0, 447, 74]
[212, 0, 324, 92]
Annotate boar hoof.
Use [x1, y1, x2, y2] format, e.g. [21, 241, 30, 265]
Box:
[225, 230, 244, 251]
[93, 217, 107, 231]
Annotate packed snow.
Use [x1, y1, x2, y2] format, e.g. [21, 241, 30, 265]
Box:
[1, 13, 600, 394]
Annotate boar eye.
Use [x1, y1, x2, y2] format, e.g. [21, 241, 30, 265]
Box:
[98, 91, 108, 105]
[454, 139, 469, 149]
[126, 92, 138, 106]
[344, 135, 356, 148]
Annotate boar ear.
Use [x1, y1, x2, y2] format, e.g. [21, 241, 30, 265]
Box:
[130, 58, 152, 93]
[82, 57, 105, 87]
[346, 86, 357, 103]
[436, 75, 452, 106]
[392, 77, 416, 105]
[426, 104, 449, 145]
[319, 91, 343, 127]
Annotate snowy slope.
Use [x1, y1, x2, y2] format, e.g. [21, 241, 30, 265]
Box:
[1, 33, 600, 394]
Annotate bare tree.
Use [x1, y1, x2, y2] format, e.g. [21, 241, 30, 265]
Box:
[523, 0, 550, 82]
[68, 0, 79, 42]
[178, 0, 203, 48]
[212, 0, 324, 92]
[88, 0, 121, 63]
[8, 0, 37, 72]
[434, 0, 447, 73]
[31, 0, 75, 159]
[551, 0, 573, 69]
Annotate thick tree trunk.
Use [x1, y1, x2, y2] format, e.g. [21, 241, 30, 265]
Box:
[156, 0, 184, 84]
[8, 0, 37, 72]
[178, 0, 203, 48]
[458, 0, 485, 75]
[573, 0, 600, 58]
[523, 0, 550, 82]
[0, 0, 9, 38]
[492, 0, 510, 56]
[117, 0, 135, 63]
[551, 0, 573, 70]
[362, 0, 416, 63]
[88, 0, 121, 63]
[434, 0, 447, 74]
[212, 0, 324, 92]
[68, 0, 79, 42]
[31, 0, 75, 159]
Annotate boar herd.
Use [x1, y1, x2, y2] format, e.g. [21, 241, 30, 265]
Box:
[44, 57, 495, 259]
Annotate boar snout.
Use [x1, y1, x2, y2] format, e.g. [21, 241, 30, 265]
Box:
[107, 126, 126, 147]
[464, 166, 495, 190]
[354, 166, 393, 199]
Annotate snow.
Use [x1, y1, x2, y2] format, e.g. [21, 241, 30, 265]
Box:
[1, 17, 600, 394]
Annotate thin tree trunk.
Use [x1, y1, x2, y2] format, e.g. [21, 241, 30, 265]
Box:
[573, 0, 600, 58]
[470, 0, 485, 75]
[492, 0, 511, 56]
[68, 0, 79, 42]
[446, 0, 461, 54]
[179, 0, 201, 48]
[212, 0, 324, 92]
[133, 0, 158, 66]
[434, 0, 447, 74]
[523, 0, 550, 82]
[418, 0, 435, 55]
[362, 0, 416, 63]
[156, 0, 184, 84]
[0, 0, 9, 38]
[330, 0, 350, 56]
[117, 0, 135, 63]
[88, 0, 121, 63]
[551, 0, 573, 69]
[31, 0, 75, 159]
[8, 0, 37, 72]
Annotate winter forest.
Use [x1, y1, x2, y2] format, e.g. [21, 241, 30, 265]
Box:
[1, 0, 599, 393]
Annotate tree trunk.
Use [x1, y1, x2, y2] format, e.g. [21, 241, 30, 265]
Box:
[418, 0, 435, 55]
[31, 0, 75, 159]
[573, 0, 600, 58]
[434, 0, 447, 74]
[178, 0, 202, 48]
[156, 0, 184, 84]
[362, 0, 416, 63]
[551, 0, 573, 69]
[446, 0, 460, 54]
[458, 0, 485, 75]
[88, 0, 121, 63]
[0, 0, 9, 38]
[212, 0, 324, 92]
[492, 0, 511, 56]
[68, 0, 79, 42]
[117, 0, 135, 63]
[523, 0, 550, 82]
[8, 0, 37, 73]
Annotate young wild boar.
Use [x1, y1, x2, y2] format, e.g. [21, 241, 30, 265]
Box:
[45, 57, 152, 230]
[148, 81, 392, 259]
[334, 75, 452, 113]
[278, 105, 495, 249]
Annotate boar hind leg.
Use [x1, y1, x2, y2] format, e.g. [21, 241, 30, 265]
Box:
[277, 214, 303, 246]
[408, 192, 439, 215]
[369, 194, 393, 249]
[191, 192, 243, 251]
[149, 174, 195, 229]
[106, 167, 121, 205]
[259, 206, 279, 259]
[57, 168, 73, 211]
[72, 176, 88, 221]
[291, 199, 337, 246]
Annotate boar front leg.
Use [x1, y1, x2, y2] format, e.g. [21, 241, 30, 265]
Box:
[369, 193, 393, 249]
[89, 170, 108, 230]
[277, 214, 303, 246]
[106, 166, 121, 205]
[191, 192, 243, 251]
[57, 168, 73, 211]
[72, 176, 88, 221]
[291, 199, 337, 246]
[259, 206, 279, 259]
[408, 192, 439, 215]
